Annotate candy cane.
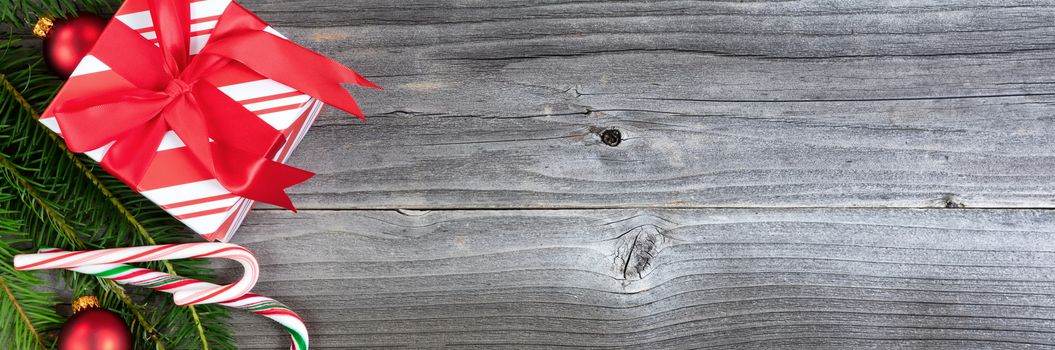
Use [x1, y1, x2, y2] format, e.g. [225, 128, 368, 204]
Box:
[13, 244, 308, 350]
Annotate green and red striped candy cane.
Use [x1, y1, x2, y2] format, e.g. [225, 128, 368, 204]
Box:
[13, 243, 309, 350]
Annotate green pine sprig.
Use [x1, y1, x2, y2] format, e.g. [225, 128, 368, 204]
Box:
[0, 0, 115, 27]
[0, 35, 236, 350]
[0, 195, 64, 349]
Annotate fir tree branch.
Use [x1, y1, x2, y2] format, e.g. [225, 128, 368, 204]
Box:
[0, 274, 46, 349]
[0, 43, 228, 350]
[0, 222, 63, 349]
[0, 72, 35, 116]
[0, 0, 117, 27]
[1, 70, 174, 350]
[0, 150, 168, 350]
[0, 150, 82, 246]
[1, 39, 235, 349]
[3, 60, 214, 350]
[0, 165, 169, 350]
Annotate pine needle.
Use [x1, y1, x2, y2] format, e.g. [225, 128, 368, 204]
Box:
[0, 0, 116, 27]
[0, 199, 63, 349]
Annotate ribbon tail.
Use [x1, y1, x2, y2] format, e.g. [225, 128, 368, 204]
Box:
[168, 91, 312, 211]
[200, 29, 379, 119]
[211, 144, 314, 211]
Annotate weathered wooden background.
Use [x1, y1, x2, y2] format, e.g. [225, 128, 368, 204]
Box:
[229, 0, 1055, 348]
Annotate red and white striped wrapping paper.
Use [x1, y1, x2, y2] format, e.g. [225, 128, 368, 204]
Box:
[41, 0, 324, 242]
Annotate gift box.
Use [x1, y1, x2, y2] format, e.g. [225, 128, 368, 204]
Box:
[40, 0, 375, 242]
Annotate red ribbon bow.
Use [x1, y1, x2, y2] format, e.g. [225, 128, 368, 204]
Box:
[54, 0, 378, 210]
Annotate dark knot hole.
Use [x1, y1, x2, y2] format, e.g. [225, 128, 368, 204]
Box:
[600, 129, 622, 147]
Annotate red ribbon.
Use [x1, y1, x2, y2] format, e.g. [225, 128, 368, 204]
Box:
[53, 0, 379, 210]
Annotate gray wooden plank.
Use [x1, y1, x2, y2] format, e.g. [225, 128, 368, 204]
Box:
[229, 0, 1055, 208]
[226, 208, 1055, 349]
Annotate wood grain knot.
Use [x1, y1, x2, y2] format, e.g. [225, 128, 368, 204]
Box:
[942, 193, 965, 208]
[600, 129, 622, 147]
[617, 225, 665, 280]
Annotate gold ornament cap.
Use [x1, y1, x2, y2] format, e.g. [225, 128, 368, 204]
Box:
[33, 15, 55, 39]
[71, 295, 101, 314]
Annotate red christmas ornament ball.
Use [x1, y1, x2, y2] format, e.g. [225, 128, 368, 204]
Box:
[35, 13, 108, 79]
[57, 296, 132, 350]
